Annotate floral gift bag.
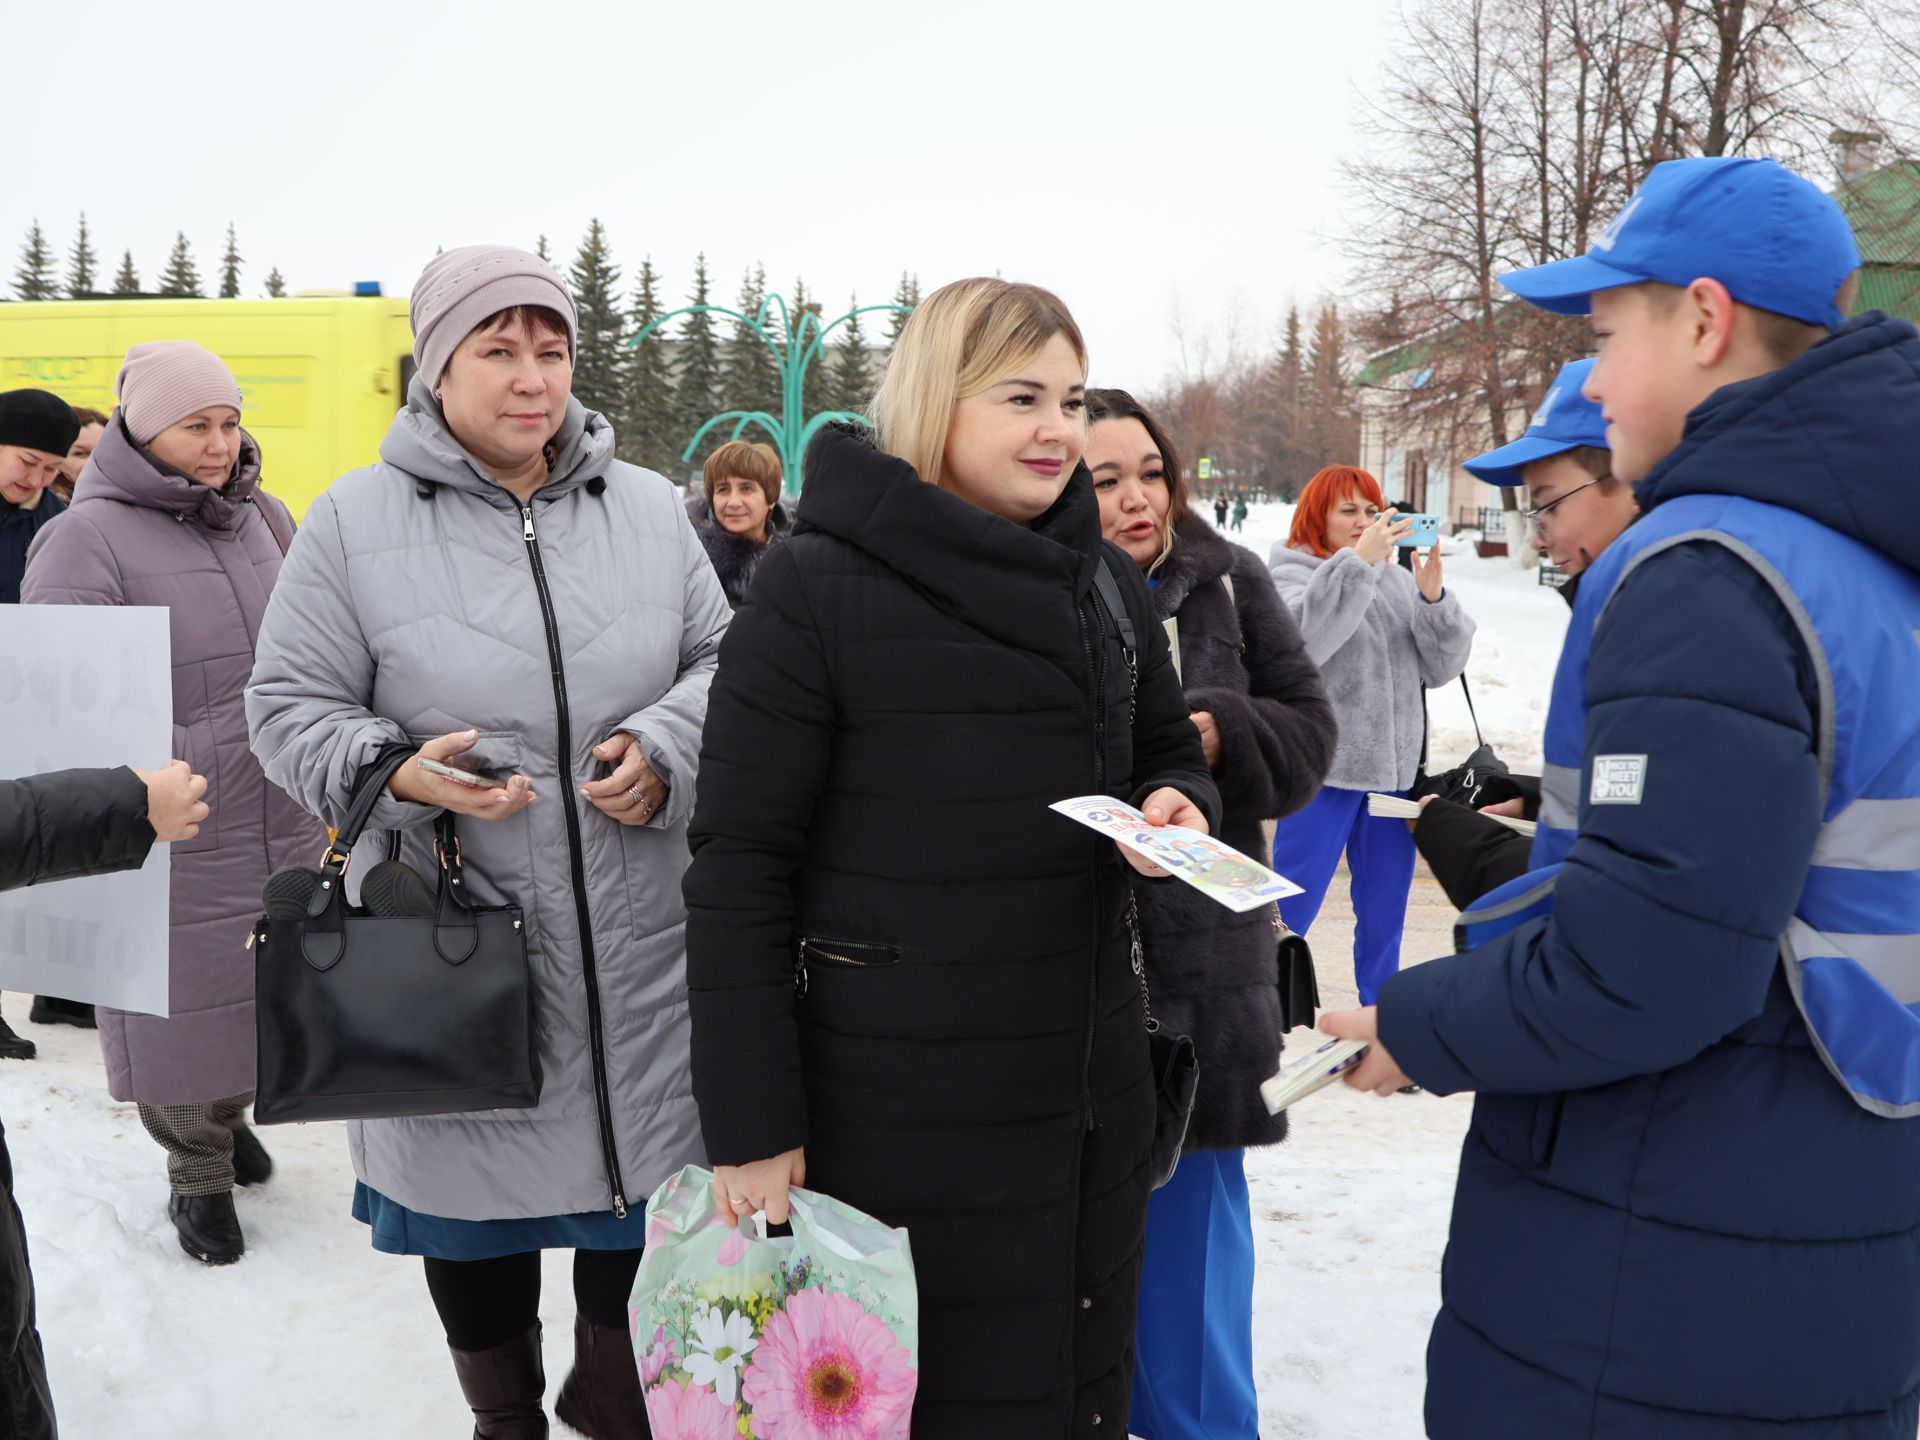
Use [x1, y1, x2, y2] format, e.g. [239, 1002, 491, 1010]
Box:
[630, 1164, 920, 1440]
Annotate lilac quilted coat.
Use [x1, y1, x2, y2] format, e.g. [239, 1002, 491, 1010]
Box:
[22, 416, 324, 1105]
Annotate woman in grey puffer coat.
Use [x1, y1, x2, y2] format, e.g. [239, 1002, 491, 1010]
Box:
[1267, 465, 1474, 1008]
[23, 342, 325, 1270]
[246, 247, 730, 1440]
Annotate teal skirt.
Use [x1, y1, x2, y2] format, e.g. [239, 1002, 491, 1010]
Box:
[353, 1181, 643, 1260]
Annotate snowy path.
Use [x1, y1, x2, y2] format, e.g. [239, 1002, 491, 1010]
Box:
[0, 504, 1565, 1437]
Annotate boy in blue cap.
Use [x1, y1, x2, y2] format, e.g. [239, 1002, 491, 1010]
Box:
[1414, 358, 1638, 909]
[1325, 156, 1920, 1438]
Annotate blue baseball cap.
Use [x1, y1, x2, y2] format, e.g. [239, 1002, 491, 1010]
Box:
[1501, 157, 1859, 327]
[1462, 359, 1607, 487]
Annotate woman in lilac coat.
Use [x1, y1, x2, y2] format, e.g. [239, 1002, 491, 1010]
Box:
[22, 342, 324, 1267]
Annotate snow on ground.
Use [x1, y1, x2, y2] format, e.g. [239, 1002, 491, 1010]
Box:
[0, 503, 1563, 1438]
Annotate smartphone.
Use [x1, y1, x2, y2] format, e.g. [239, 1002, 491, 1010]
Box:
[415, 757, 502, 790]
[1392, 513, 1442, 548]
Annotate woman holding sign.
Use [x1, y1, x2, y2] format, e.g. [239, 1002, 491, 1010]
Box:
[684, 279, 1220, 1439]
[22, 342, 326, 1267]
[1089, 388, 1335, 1440]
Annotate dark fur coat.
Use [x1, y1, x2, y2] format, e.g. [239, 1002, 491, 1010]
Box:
[695, 517, 785, 608]
[1137, 515, 1337, 1150]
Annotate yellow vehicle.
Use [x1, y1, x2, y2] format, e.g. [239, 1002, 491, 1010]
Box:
[0, 293, 414, 519]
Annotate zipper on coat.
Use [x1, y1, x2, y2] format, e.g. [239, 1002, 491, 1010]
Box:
[519, 501, 629, 1219]
[1076, 585, 1111, 1133]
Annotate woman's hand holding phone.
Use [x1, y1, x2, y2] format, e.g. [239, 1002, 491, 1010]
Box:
[386, 728, 537, 819]
[1355, 511, 1415, 566]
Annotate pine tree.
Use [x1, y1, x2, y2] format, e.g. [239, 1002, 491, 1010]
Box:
[14, 220, 57, 300]
[789, 277, 829, 422]
[535, 235, 552, 265]
[885, 272, 920, 354]
[673, 254, 723, 467]
[66, 214, 99, 298]
[218, 223, 243, 299]
[827, 294, 873, 417]
[158, 232, 202, 297]
[113, 249, 141, 296]
[719, 263, 780, 426]
[567, 219, 627, 419]
[1302, 303, 1359, 470]
[264, 267, 287, 298]
[620, 257, 679, 472]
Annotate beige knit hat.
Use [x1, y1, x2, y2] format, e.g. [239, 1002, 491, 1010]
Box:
[115, 341, 243, 444]
[410, 245, 578, 389]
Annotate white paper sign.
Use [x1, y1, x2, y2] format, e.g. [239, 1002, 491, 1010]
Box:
[0, 605, 173, 1015]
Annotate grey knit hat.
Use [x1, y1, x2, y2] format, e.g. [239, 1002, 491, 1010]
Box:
[410, 245, 579, 390]
[115, 341, 244, 444]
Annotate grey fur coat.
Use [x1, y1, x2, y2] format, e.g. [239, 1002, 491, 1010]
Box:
[1268, 543, 1475, 792]
[1139, 517, 1336, 1148]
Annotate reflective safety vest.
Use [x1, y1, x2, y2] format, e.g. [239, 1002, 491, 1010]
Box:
[1465, 492, 1920, 1116]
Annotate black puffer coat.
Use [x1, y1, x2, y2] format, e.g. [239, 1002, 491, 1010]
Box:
[685, 425, 1220, 1440]
[1136, 516, 1335, 1149]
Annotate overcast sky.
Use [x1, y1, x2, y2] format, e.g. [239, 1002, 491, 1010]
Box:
[10, 0, 1400, 391]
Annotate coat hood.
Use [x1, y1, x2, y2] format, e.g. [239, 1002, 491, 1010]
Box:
[1638, 311, 1920, 575]
[73, 412, 263, 529]
[794, 423, 1105, 656]
[379, 373, 616, 506]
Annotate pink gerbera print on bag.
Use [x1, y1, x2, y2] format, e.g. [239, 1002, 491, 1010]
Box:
[646, 1376, 739, 1440]
[630, 1167, 919, 1440]
[742, 1289, 915, 1440]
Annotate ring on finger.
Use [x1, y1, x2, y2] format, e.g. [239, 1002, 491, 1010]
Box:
[626, 784, 643, 805]
[731, 1197, 753, 1211]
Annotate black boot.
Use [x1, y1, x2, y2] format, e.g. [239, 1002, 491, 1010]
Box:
[450, 1324, 548, 1439]
[167, 1191, 245, 1265]
[555, 1316, 651, 1439]
[231, 1124, 272, 1187]
[28, 996, 94, 1029]
[0, 1018, 35, 1062]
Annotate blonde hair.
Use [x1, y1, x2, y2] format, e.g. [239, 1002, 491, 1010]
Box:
[869, 277, 1087, 490]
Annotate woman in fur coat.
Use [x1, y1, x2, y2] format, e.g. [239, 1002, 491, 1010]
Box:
[1268, 466, 1475, 1007]
[1087, 389, 1337, 1440]
[693, 440, 786, 607]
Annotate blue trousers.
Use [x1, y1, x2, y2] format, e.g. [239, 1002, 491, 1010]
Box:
[1130, 1147, 1259, 1440]
[1271, 785, 1417, 1005]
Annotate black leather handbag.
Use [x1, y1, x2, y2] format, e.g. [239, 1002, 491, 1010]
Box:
[1275, 911, 1320, 1032]
[1412, 675, 1510, 810]
[1127, 894, 1199, 1188]
[251, 743, 541, 1125]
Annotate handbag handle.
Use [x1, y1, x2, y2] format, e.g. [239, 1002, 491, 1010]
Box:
[328, 740, 424, 866]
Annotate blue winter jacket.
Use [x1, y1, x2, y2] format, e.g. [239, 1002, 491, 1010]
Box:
[1379, 313, 1920, 1439]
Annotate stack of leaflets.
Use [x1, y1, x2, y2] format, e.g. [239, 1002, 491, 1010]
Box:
[1259, 1037, 1371, 1113]
[1367, 791, 1537, 837]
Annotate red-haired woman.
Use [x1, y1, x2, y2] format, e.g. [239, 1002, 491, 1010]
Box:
[1268, 466, 1475, 1004]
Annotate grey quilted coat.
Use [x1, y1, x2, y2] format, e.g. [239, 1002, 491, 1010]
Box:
[245, 380, 731, 1221]
[21, 416, 326, 1105]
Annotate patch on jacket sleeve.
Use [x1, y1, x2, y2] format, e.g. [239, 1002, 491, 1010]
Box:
[1590, 755, 1648, 805]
